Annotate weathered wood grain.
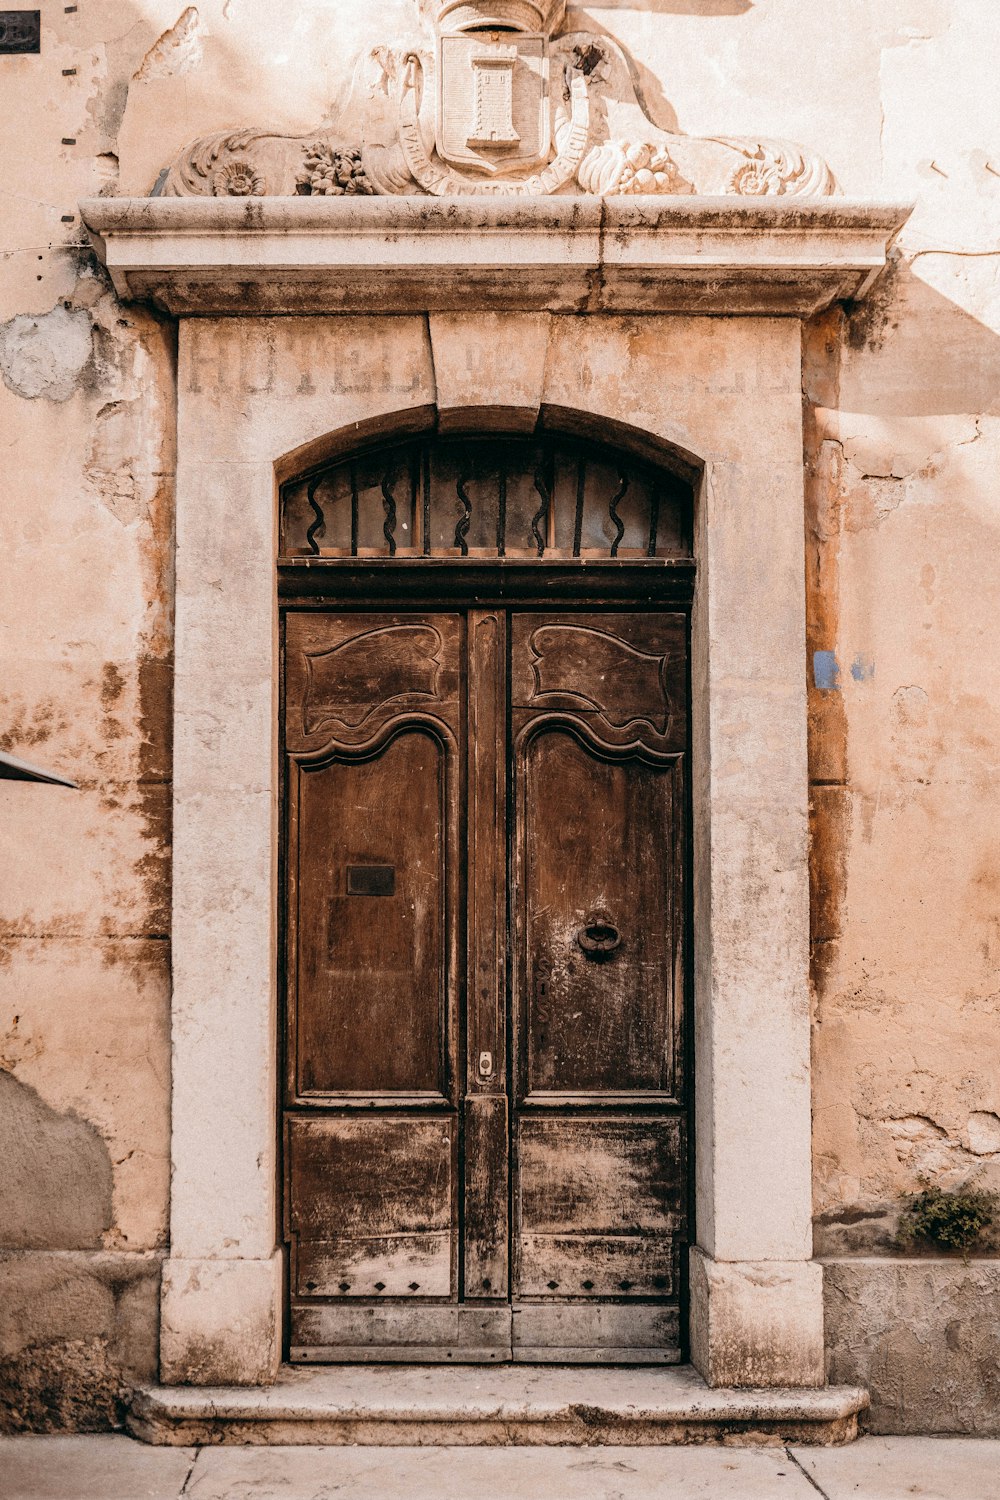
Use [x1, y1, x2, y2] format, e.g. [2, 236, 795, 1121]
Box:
[463, 1094, 509, 1299]
[284, 612, 461, 753]
[466, 610, 506, 1093]
[521, 733, 678, 1095]
[512, 1303, 681, 1343]
[294, 733, 447, 1096]
[512, 1303, 681, 1363]
[517, 1116, 685, 1234]
[291, 1305, 512, 1362]
[510, 612, 688, 756]
[287, 1116, 455, 1299]
[284, 597, 690, 1362]
[518, 1235, 677, 1298]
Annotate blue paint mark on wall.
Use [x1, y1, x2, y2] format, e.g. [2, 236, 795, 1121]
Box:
[813, 650, 841, 691]
[851, 654, 875, 683]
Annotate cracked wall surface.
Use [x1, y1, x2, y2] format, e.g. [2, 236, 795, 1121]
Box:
[1, 0, 999, 1434]
[0, 0, 178, 1430]
[797, 2, 1000, 1433]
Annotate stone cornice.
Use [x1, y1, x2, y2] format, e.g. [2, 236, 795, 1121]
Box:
[81, 196, 912, 318]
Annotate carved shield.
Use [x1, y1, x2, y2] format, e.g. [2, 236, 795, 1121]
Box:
[436, 32, 550, 175]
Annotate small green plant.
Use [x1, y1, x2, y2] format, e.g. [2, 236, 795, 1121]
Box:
[899, 1182, 998, 1256]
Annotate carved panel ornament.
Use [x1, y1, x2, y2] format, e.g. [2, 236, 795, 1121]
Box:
[302, 623, 444, 736]
[157, 0, 835, 200]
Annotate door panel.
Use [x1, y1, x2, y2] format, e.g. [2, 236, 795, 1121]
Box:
[522, 734, 679, 1096]
[284, 616, 461, 748]
[510, 612, 687, 1357]
[284, 606, 688, 1363]
[515, 1116, 684, 1298]
[511, 1304, 681, 1364]
[510, 614, 687, 754]
[287, 1115, 455, 1299]
[293, 733, 447, 1097]
[284, 613, 467, 1358]
[291, 1306, 512, 1364]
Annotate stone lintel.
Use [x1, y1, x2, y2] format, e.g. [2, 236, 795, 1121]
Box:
[80, 195, 912, 319]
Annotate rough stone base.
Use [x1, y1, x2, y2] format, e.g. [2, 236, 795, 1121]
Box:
[0, 1251, 162, 1432]
[689, 1249, 826, 1388]
[823, 1258, 1000, 1435]
[159, 1253, 282, 1386]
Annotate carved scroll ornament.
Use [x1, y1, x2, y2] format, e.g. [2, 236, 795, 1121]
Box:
[156, 1, 835, 200]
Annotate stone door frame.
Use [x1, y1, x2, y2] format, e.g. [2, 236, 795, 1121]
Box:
[159, 310, 817, 1390]
[81, 195, 909, 1390]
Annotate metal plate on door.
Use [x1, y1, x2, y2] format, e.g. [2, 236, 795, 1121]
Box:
[347, 865, 396, 896]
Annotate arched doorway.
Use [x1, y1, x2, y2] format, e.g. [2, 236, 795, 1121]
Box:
[279, 432, 695, 1362]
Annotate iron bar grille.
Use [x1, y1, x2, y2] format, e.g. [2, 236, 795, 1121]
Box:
[280, 437, 692, 562]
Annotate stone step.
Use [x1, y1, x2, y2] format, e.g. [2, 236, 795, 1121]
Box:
[128, 1365, 868, 1447]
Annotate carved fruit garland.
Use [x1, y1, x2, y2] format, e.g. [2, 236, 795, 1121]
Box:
[296, 144, 374, 197]
[577, 141, 682, 196]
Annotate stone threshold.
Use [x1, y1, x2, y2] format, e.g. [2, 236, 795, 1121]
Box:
[128, 1364, 868, 1447]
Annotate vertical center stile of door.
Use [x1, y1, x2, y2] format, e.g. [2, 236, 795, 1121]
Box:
[422, 446, 432, 556]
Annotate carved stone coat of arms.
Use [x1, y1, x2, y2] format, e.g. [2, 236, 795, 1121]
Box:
[158, 0, 835, 200]
[436, 18, 550, 172]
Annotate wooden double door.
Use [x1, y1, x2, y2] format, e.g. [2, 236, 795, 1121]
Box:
[283, 606, 689, 1362]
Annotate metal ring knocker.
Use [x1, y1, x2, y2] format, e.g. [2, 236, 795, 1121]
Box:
[577, 911, 622, 960]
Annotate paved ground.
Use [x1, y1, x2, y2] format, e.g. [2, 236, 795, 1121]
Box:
[2, 1435, 1000, 1500]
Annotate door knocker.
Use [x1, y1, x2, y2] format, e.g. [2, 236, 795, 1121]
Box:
[577, 910, 622, 960]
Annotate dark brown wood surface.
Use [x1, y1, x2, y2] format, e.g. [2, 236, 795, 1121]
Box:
[463, 1095, 509, 1300]
[521, 736, 678, 1095]
[463, 610, 509, 1300]
[294, 734, 446, 1096]
[283, 604, 689, 1361]
[287, 1115, 455, 1299]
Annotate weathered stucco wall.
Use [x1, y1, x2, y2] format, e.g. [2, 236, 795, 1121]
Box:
[1, 0, 998, 1433]
[1, 4, 180, 1428]
[794, 7, 1000, 1434]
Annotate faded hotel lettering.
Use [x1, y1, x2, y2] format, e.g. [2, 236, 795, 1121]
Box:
[185, 324, 426, 398]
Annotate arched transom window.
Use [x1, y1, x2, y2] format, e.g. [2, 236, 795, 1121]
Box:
[280, 434, 693, 562]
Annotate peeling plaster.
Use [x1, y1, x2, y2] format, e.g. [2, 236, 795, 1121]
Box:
[966, 1112, 1000, 1157]
[132, 8, 203, 84]
[891, 685, 930, 729]
[85, 400, 159, 528]
[0, 305, 93, 401]
[0, 1071, 113, 1250]
[876, 1111, 1000, 1195]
